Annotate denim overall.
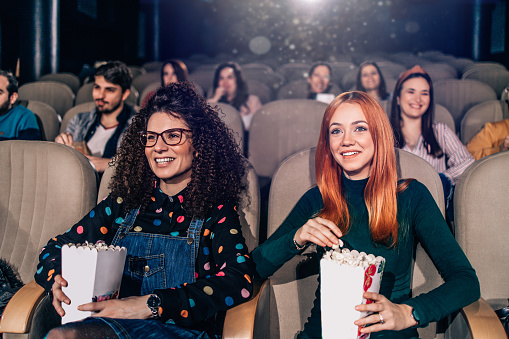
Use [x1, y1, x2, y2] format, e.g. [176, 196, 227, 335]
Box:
[78, 208, 213, 339]
[110, 207, 204, 298]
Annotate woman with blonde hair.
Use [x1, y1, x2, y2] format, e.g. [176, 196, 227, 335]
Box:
[252, 91, 479, 338]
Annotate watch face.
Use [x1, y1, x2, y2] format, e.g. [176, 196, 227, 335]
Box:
[148, 294, 161, 307]
[412, 309, 420, 322]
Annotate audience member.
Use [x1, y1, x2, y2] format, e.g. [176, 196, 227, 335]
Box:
[252, 91, 479, 339]
[0, 70, 41, 141]
[208, 62, 262, 130]
[307, 62, 335, 104]
[356, 61, 390, 101]
[55, 61, 136, 173]
[467, 88, 509, 160]
[390, 65, 474, 221]
[37, 82, 254, 339]
[141, 59, 189, 108]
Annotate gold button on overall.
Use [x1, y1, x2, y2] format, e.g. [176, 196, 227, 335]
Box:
[144, 265, 150, 272]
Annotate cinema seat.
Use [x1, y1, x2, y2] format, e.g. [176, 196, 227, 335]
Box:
[0, 140, 97, 338]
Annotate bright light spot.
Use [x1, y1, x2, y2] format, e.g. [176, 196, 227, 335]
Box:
[390, 33, 397, 39]
[378, 1, 383, 6]
[232, 49, 238, 54]
[289, 44, 296, 50]
[363, 22, 367, 26]
[249, 36, 271, 55]
[293, 18, 300, 25]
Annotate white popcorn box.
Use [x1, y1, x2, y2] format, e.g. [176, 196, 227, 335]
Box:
[320, 250, 385, 339]
[61, 243, 127, 324]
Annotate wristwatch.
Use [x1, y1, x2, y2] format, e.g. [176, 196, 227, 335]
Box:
[410, 307, 420, 326]
[147, 294, 162, 319]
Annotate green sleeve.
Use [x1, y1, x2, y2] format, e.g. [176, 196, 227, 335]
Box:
[251, 187, 323, 279]
[402, 181, 480, 327]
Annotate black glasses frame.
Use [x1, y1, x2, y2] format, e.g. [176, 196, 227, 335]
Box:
[139, 128, 192, 147]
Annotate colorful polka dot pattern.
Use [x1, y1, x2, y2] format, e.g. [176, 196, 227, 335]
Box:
[35, 192, 253, 326]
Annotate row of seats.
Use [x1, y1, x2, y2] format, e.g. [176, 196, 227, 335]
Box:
[17, 58, 508, 146]
[20, 88, 505, 176]
[1, 140, 507, 338]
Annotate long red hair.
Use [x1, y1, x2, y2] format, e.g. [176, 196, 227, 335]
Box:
[316, 91, 401, 247]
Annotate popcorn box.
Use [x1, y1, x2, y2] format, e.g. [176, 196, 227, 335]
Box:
[61, 243, 127, 324]
[320, 249, 385, 339]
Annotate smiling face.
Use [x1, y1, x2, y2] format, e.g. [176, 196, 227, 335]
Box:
[360, 65, 381, 92]
[144, 112, 195, 196]
[328, 103, 374, 180]
[162, 64, 178, 85]
[308, 65, 331, 93]
[397, 76, 430, 120]
[218, 67, 237, 98]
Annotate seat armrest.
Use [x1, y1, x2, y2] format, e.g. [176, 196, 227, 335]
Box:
[222, 279, 269, 339]
[0, 280, 46, 334]
[461, 298, 507, 339]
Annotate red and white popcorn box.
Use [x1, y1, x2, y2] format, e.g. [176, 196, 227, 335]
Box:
[61, 242, 127, 324]
[320, 248, 385, 339]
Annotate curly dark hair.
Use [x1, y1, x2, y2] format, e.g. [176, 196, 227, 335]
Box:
[109, 81, 247, 218]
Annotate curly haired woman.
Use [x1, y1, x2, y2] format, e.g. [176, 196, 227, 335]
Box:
[35, 82, 255, 339]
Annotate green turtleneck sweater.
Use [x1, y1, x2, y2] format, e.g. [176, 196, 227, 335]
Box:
[252, 176, 479, 338]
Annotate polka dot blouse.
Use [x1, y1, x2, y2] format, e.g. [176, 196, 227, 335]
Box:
[35, 187, 255, 332]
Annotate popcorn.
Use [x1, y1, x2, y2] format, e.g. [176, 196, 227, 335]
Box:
[61, 242, 127, 324]
[320, 242, 385, 339]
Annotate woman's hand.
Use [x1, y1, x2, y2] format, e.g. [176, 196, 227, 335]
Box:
[78, 295, 153, 319]
[294, 217, 342, 248]
[210, 86, 226, 102]
[51, 275, 71, 317]
[354, 292, 418, 334]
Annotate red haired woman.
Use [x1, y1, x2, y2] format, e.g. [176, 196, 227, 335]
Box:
[252, 91, 479, 338]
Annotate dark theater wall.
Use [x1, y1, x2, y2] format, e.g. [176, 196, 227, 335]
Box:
[0, 0, 507, 81]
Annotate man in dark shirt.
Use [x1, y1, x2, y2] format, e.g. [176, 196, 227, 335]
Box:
[0, 70, 41, 141]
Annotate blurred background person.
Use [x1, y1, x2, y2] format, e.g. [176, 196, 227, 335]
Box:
[208, 62, 262, 131]
[0, 70, 41, 141]
[141, 59, 189, 108]
[55, 61, 135, 173]
[356, 61, 390, 101]
[307, 62, 335, 104]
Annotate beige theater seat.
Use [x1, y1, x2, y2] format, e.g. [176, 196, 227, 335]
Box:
[18, 81, 75, 119]
[447, 151, 509, 338]
[434, 79, 497, 134]
[276, 80, 341, 100]
[275, 63, 311, 83]
[0, 140, 98, 338]
[462, 69, 509, 99]
[248, 99, 328, 184]
[460, 100, 504, 144]
[38, 73, 81, 94]
[26, 100, 61, 141]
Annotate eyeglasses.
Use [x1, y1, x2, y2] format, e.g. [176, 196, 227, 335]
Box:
[139, 128, 191, 147]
